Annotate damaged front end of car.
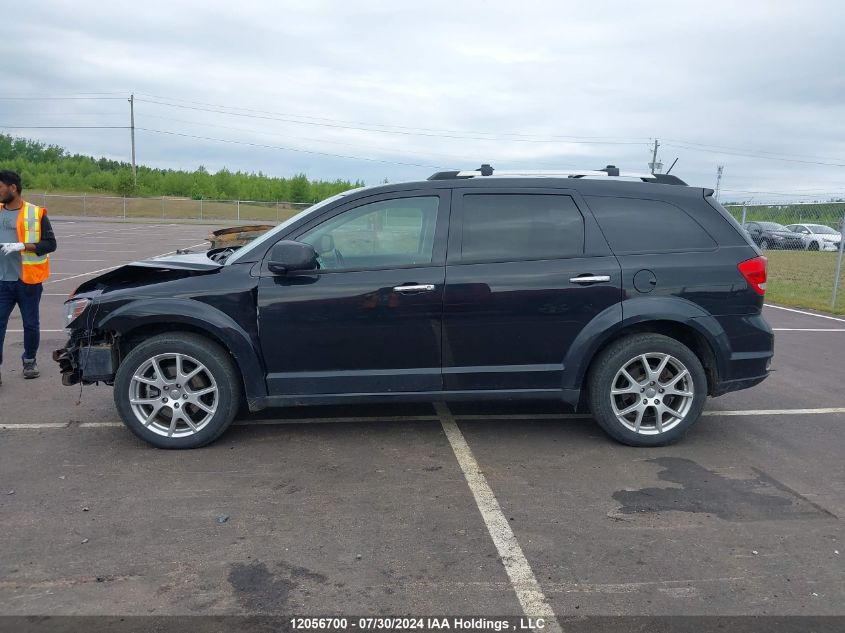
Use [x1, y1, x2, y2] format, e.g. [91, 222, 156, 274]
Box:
[53, 251, 228, 387]
[54, 328, 120, 386]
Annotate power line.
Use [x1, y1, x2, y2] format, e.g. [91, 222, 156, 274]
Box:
[663, 138, 845, 164]
[663, 142, 845, 168]
[4, 95, 845, 167]
[0, 112, 125, 117]
[0, 126, 129, 133]
[722, 188, 845, 197]
[136, 113, 479, 163]
[0, 96, 126, 101]
[136, 127, 445, 169]
[134, 97, 647, 145]
[134, 92, 651, 143]
[136, 97, 845, 167]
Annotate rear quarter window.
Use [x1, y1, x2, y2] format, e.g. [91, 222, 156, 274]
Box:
[585, 196, 717, 255]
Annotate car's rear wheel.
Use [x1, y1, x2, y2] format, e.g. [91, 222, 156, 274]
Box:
[760, 239, 770, 250]
[808, 241, 819, 251]
[587, 334, 707, 446]
[114, 333, 242, 449]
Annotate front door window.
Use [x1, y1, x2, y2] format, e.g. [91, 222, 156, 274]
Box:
[299, 196, 440, 271]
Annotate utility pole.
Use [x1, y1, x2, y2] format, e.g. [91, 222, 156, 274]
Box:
[715, 165, 724, 201]
[649, 139, 660, 174]
[129, 93, 137, 188]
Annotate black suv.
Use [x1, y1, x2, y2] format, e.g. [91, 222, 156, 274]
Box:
[56, 165, 773, 449]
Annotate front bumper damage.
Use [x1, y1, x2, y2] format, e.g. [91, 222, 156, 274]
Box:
[53, 331, 119, 386]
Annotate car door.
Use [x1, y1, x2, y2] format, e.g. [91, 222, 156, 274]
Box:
[786, 225, 810, 248]
[442, 188, 622, 391]
[257, 191, 449, 395]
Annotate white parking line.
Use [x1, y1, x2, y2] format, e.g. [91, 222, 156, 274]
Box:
[765, 304, 845, 323]
[43, 242, 208, 285]
[773, 328, 845, 331]
[59, 226, 150, 239]
[51, 250, 140, 254]
[3, 406, 845, 432]
[702, 407, 845, 416]
[43, 265, 122, 284]
[2, 423, 72, 429]
[435, 403, 561, 627]
[7, 329, 65, 333]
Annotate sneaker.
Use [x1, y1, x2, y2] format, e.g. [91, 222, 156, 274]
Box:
[22, 359, 39, 379]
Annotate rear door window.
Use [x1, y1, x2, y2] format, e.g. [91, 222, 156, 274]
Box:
[459, 194, 584, 263]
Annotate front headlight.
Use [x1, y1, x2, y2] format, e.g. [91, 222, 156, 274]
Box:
[64, 298, 92, 327]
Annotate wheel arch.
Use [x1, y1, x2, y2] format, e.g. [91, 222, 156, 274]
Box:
[99, 298, 268, 409]
[562, 298, 729, 400]
[584, 320, 719, 393]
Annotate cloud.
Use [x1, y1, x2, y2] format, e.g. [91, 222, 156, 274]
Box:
[5, 0, 845, 201]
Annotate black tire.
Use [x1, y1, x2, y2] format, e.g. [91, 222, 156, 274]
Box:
[808, 241, 819, 251]
[114, 333, 242, 449]
[587, 333, 707, 447]
[760, 239, 770, 250]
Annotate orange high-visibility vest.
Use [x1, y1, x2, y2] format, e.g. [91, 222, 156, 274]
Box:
[12, 201, 51, 284]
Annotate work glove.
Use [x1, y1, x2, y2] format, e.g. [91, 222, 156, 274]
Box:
[1, 242, 25, 255]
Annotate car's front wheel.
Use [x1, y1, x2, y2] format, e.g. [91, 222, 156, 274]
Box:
[808, 241, 819, 251]
[760, 238, 770, 250]
[114, 333, 242, 449]
[587, 334, 707, 446]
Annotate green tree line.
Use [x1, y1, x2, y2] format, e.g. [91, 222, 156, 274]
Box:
[0, 134, 363, 202]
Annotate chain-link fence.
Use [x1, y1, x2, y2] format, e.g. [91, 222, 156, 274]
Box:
[724, 201, 845, 231]
[23, 192, 845, 314]
[724, 202, 845, 314]
[29, 192, 313, 223]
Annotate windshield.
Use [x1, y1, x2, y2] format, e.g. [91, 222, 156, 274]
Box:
[807, 224, 839, 235]
[757, 222, 786, 230]
[225, 189, 366, 264]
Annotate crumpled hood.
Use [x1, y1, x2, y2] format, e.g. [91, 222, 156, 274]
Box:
[73, 252, 222, 295]
[127, 252, 222, 271]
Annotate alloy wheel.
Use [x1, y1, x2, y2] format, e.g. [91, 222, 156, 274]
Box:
[128, 353, 219, 438]
[610, 353, 694, 435]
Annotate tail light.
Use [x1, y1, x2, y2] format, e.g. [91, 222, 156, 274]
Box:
[738, 256, 767, 295]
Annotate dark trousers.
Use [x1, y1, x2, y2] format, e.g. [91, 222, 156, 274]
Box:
[0, 280, 43, 365]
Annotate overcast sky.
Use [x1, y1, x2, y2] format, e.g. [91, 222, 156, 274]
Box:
[6, 0, 845, 202]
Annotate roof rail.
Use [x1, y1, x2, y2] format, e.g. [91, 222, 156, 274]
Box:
[427, 164, 687, 185]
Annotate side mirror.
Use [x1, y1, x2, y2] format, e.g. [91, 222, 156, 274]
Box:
[268, 240, 318, 275]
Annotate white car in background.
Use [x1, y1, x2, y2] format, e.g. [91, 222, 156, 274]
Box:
[784, 223, 843, 251]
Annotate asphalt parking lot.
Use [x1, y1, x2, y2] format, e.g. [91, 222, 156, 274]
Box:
[1, 218, 843, 626]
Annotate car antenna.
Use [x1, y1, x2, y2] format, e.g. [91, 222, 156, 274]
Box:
[665, 158, 679, 175]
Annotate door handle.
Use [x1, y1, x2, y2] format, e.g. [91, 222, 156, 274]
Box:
[569, 275, 611, 284]
[393, 284, 436, 293]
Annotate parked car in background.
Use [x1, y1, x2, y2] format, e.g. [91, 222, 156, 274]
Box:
[784, 223, 843, 251]
[744, 221, 805, 250]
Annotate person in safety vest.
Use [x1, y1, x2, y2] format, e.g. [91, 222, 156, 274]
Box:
[0, 170, 57, 383]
